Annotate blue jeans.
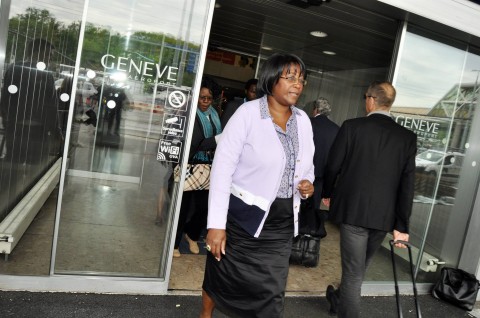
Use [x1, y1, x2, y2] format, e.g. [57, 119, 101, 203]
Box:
[338, 224, 387, 318]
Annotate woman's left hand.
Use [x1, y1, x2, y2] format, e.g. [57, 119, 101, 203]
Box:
[297, 180, 314, 199]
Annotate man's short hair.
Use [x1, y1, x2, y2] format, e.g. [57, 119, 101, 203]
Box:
[313, 97, 332, 116]
[367, 81, 396, 108]
[244, 78, 258, 90]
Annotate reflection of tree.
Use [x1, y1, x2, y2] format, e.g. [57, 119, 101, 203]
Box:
[7, 9, 61, 61]
[5, 7, 200, 88]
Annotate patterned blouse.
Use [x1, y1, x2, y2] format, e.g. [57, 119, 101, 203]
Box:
[259, 96, 300, 198]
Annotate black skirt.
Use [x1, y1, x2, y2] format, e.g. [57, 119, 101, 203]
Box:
[202, 197, 294, 318]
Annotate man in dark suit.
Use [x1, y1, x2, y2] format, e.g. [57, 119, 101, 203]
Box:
[322, 81, 417, 318]
[310, 97, 339, 210]
[220, 78, 257, 129]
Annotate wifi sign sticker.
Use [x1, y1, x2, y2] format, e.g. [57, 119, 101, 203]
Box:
[157, 139, 182, 163]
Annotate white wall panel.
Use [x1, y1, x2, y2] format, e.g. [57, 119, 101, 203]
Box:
[379, 0, 480, 38]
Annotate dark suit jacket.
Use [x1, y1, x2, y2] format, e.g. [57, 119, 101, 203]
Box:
[322, 113, 417, 233]
[188, 112, 218, 163]
[220, 98, 244, 129]
[311, 115, 339, 209]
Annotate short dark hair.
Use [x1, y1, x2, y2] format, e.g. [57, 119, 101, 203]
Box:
[201, 76, 222, 99]
[244, 78, 258, 90]
[257, 53, 306, 97]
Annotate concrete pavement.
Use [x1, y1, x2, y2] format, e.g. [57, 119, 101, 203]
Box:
[0, 290, 478, 317]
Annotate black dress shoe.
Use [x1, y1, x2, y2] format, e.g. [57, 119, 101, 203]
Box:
[326, 284, 338, 316]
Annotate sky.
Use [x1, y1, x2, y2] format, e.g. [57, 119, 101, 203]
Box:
[394, 32, 480, 109]
[11, 0, 210, 44]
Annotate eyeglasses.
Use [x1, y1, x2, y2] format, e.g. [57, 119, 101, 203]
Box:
[280, 76, 307, 86]
[364, 94, 377, 100]
[199, 96, 213, 101]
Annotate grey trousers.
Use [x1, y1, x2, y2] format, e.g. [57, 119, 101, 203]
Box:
[338, 224, 387, 318]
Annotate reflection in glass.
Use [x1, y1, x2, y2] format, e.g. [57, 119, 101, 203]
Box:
[0, 4, 75, 274]
[53, 0, 210, 278]
[384, 27, 480, 283]
[0, 0, 211, 279]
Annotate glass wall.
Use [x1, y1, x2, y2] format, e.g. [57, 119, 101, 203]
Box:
[0, 3, 67, 224]
[0, 0, 81, 273]
[0, 0, 212, 282]
[53, 0, 210, 278]
[366, 25, 480, 283]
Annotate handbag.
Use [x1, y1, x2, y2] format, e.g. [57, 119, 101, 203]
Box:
[173, 138, 214, 191]
[173, 163, 211, 191]
[290, 234, 320, 267]
[432, 267, 480, 311]
[298, 197, 328, 238]
[289, 197, 327, 267]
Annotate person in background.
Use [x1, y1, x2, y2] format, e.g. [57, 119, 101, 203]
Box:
[322, 81, 417, 318]
[200, 53, 315, 318]
[220, 78, 257, 129]
[173, 77, 222, 258]
[310, 97, 339, 210]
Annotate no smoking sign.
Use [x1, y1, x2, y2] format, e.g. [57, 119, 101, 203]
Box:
[165, 89, 190, 112]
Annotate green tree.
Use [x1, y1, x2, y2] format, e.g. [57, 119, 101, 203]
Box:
[6, 7, 201, 89]
[6, 8, 61, 63]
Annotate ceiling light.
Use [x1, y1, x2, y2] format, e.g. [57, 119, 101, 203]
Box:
[310, 31, 328, 38]
[323, 50, 336, 55]
[261, 46, 273, 51]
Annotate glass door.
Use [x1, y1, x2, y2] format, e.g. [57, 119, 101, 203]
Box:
[52, 0, 212, 278]
[366, 24, 480, 284]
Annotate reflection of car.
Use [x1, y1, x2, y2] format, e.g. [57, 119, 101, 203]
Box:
[156, 90, 168, 100]
[154, 89, 169, 112]
[55, 78, 98, 98]
[55, 78, 64, 90]
[79, 81, 98, 98]
[415, 150, 464, 180]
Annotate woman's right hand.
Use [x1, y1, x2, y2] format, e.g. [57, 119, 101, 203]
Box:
[205, 229, 226, 261]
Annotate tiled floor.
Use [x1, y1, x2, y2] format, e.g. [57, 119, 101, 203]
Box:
[169, 221, 342, 294]
[0, 173, 415, 295]
[0, 181, 342, 293]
